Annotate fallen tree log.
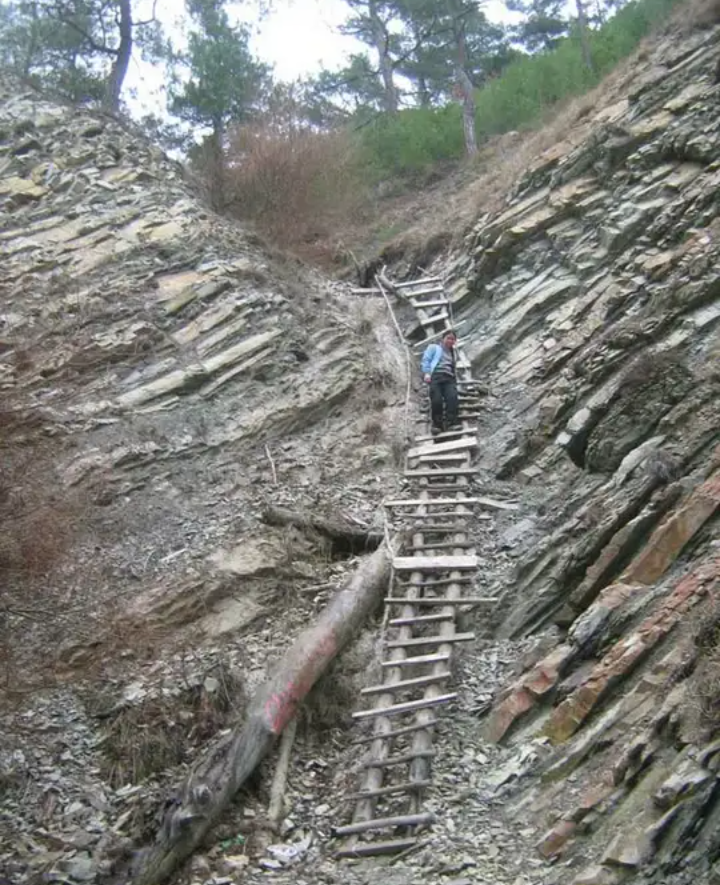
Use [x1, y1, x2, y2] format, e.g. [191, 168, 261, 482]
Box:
[262, 504, 383, 554]
[127, 541, 394, 885]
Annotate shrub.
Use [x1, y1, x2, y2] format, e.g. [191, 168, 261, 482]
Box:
[224, 121, 364, 256]
[354, 0, 682, 181]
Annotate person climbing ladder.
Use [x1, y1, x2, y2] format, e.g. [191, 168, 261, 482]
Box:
[421, 330, 461, 436]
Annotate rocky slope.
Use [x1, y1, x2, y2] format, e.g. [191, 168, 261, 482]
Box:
[1, 9, 720, 885]
[0, 79, 411, 882]
[416, 16, 720, 885]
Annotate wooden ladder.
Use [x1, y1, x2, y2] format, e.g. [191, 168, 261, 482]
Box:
[335, 275, 505, 858]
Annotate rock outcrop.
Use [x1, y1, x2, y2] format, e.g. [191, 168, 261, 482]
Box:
[2, 11, 720, 885]
[421, 20, 720, 885]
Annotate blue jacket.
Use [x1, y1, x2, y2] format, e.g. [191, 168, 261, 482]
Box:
[421, 343, 454, 377]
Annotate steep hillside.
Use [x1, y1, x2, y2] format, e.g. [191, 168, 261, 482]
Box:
[408, 17, 720, 885]
[1, 8, 720, 885]
[0, 80, 411, 882]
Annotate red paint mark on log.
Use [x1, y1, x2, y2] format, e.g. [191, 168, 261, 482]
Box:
[264, 633, 337, 733]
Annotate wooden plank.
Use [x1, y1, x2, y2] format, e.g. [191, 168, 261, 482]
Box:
[414, 426, 477, 443]
[379, 652, 450, 668]
[404, 483, 473, 493]
[475, 496, 520, 512]
[351, 721, 438, 745]
[409, 298, 448, 309]
[386, 497, 483, 508]
[394, 574, 473, 587]
[395, 277, 443, 289]
[385, 596, 497, 606]
[404, 468, 478, 478]
[388, 612, 455, 626]
[406, 522, 473, 532]
[336, 814, 434, 837]
[416, 453, 474, 465]
[335, 838, 419, 858]
[408, 437, 477, 458]
[352, 693, 456, 719]
[416, 533, 475, 551]
[362, 751, 436, 770]
[392, 554, 477, 570]
[361, 671, 451, 695]
[385, 632, 474, 649]
[349, 779, 432, 798]
[419, 310, 449, 326]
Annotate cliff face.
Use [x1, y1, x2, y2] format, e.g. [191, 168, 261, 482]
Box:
[0, 81, 410, 664]
[2, 12, 720, 885]
[426, 19, 720, 885]
[0, 81, 411, 882]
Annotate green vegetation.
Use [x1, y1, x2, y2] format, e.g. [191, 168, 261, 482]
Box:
[357, 0, 681, 179]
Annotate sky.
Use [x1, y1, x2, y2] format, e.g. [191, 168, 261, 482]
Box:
[124, 0, 518, 119]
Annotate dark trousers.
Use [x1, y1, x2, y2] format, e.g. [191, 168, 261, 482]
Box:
[429, 374, 458, 429]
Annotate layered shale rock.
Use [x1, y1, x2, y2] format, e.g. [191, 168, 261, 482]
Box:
[418, 21, 720, 885]
[0, 83, 407, 670]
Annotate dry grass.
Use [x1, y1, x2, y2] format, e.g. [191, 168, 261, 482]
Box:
[679, 0, 720, 28]
[223, 122, 366, 263]
[97, 660, 245, 788]
[299, 658, 357, 733]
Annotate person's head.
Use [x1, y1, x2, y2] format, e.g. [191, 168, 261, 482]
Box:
[441, 330, 457, 349]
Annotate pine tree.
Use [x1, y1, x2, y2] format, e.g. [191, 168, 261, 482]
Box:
[167, 0, 269, 206]
[0, 0, 164, 110]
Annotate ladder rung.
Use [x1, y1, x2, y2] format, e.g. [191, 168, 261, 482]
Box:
[412, 541, 474, 552]
[363, 751, 436, 769]
[380, 652, 451, 668]
[404, 513, 470, 535]
[361, 671, 451, 695]
[386, 498, 482, 508]
[415, 427, 477, 443]
[385, 596, 496, 606]
[335, 813, 435, 837]
[419, 310, 449, 326]
[352, 692, 456, 719]
[416, 453, 473, 464]
[408, 437, 477, 459]
[335, 837, 419, 858]
[404, 484, 473, 493]
[410, 298, 448, 309]
[404, 468, 478, 477]
[394, 574, 473, 587]
[351, 720, 438, 745]
[349, 779, 432, 798]
[385, 632, 475, 649]
[389, 612, 455, 626]
[396, 276, 443, 288]
[392, 555, 477, 571]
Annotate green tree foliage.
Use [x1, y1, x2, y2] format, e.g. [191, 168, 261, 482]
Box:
[168, 0, 269, 136]
[506, 0, 569, 52]
[355, 0, 680, 178]
[0, 0, 164, 110]
[168, 0, 269, 206]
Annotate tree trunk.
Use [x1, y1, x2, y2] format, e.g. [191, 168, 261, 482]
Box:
[575, 0, 594, 73]
[104, 0, 132, 111]
[456, 65, 477, 157]
[209, 118, 225, 211]
[262, 505, 383, 554]
[368, 0, 398, 113]
[126, 542, 394, 885]
[447, 0, 478, 157]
